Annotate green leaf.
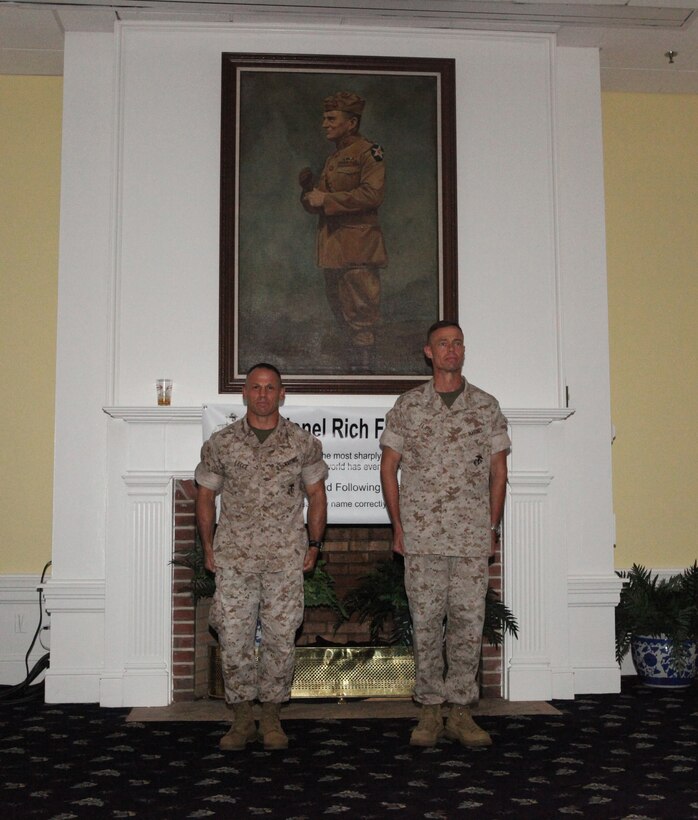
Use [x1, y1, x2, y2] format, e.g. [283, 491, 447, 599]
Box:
[303, 560, 348, 619]
[615, 562, 698, 667]
[341, 557, 518, 647]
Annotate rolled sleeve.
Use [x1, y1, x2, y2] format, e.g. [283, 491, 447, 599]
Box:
[300, 435, 328, 487]
[302, 458, 329, 488]
[492, 432, 511, 455]
[195, 438, 224, 492]
[379, 427, 404, 453]
[194, 461, 223, 492]
[491, 406, 512, 455]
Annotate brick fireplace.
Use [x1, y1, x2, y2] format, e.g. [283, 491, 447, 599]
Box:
[171, 479, 504, 702]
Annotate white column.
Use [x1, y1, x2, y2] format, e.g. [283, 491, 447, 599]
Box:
[121, 473, 172, 705]
[504, 410, 576, 700]
[99, 408, 201, 706]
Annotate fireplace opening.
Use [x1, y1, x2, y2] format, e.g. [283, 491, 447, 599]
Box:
[172, 479, 504, 702]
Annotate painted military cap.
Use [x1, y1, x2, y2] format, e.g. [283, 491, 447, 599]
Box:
[323, 91, 366, 115]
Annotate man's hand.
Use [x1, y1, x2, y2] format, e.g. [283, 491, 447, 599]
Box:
[305, 188, 326, 208]
[303, 547, 320, 573]
[392, 527, 406, 556]
[203, 547, 217, 574]
[298, 167, 314, 192]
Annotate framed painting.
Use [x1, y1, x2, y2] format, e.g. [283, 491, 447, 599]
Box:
[219, 52, 457, 393]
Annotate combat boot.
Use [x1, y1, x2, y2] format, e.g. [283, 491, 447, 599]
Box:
[220, 701, 257, 751]
[445, 704, 492, 747]
[259, 702, 289, 750]
[409, 703, 444, 747]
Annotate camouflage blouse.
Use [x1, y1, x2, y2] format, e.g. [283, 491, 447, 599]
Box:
[380, 379, 510, 557]
[195, 416, 328, 572]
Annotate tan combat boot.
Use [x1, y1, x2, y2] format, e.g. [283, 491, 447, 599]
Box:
[409, 703, 444, 747]
[259, 702, 289, 750]
[219, 701, 257, 751]
[445, 704, 492, 747]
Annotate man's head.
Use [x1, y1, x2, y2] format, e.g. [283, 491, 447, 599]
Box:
[243, 363, 285, 421]
[322, 91, 364, 142]
[424, 321, 465, 374]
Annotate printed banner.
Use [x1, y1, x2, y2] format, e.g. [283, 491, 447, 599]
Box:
[202, 405, 391, 524]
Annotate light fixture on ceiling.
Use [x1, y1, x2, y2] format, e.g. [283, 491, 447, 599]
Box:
[665, 50, 678, 64]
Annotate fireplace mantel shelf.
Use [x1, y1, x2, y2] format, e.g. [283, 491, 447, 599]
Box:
[103, 406, 574, 425]
[103, 406, 203, 423]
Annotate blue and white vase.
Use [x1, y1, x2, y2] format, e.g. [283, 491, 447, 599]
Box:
[631, 635, 697, 689]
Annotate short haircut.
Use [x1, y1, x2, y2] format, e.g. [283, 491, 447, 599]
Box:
[246, 362, 282, 382]
[426, 320, 463, 343]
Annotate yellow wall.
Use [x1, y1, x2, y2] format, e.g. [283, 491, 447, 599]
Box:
[0, 76, 62, 574]
[1, 79, 695, 574]
[602, 92, 698, 569]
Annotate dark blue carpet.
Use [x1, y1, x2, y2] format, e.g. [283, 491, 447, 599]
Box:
[2, 677, 697, 819]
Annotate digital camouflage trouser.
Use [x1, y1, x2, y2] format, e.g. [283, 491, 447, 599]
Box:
[210, 567, 304, 704]
[404, 553, 488, 706]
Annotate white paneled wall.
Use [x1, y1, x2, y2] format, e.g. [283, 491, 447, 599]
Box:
[42, 23, 621, 705]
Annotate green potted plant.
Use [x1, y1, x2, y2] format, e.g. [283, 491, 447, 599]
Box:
[173, 533, 347, 617]
[342, 556, 519, 648]
[172, 532, 216, 604]
[341, 558, 413, 645]
[615, 562, 698, 688]
[302, 559, 348, 620]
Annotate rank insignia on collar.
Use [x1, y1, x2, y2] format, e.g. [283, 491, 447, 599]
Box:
[370, 144, 385, 162]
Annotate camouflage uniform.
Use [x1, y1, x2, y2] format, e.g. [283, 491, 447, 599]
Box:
[303, 133, 387, 348]
[380, 379, 510, 705]
[195, 416, 328, 704]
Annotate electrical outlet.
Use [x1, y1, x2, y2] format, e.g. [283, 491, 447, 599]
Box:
[14, 614, 26, 634]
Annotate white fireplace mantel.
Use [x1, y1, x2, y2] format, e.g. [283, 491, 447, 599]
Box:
[102, 407, 576, 425]
[44, 404, 621, 707]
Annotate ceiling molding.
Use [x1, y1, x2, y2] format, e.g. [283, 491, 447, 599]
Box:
[1, 0, 697, 90]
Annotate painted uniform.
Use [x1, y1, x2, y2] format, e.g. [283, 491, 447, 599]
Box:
[380, 379, 511, 705]
[303, 134, 387, 348]
[195, 415, 328, 704]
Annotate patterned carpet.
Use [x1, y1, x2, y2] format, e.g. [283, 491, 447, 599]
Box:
[2, 677, 698, 819]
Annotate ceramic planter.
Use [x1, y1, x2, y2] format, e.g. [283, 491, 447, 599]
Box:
[631, 635, 697, 689]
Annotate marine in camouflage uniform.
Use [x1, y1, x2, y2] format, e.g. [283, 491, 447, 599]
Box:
[300, 91, 387, 366]
[380, 321, 510, 747]
[195, 364, 328, 750]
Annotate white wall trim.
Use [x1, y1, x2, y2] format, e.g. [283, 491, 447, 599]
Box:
[43, 579, 106, 609]
[42, 580, 105, 702]
[0, 573, 44, 601]
[568, 573, 624, 606]
[0, 575, 49, 686]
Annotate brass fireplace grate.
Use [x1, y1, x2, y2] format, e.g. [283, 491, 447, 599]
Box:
[209, 645, 415, 699]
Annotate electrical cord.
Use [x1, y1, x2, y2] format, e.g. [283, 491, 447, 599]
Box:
[0, 560, 52, 704]
[0, 652, 49, 704]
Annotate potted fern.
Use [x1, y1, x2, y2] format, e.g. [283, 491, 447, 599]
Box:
[342, 556, 519, 648]
[615, 562, 698, 688]
[173, 532, 346, 617]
